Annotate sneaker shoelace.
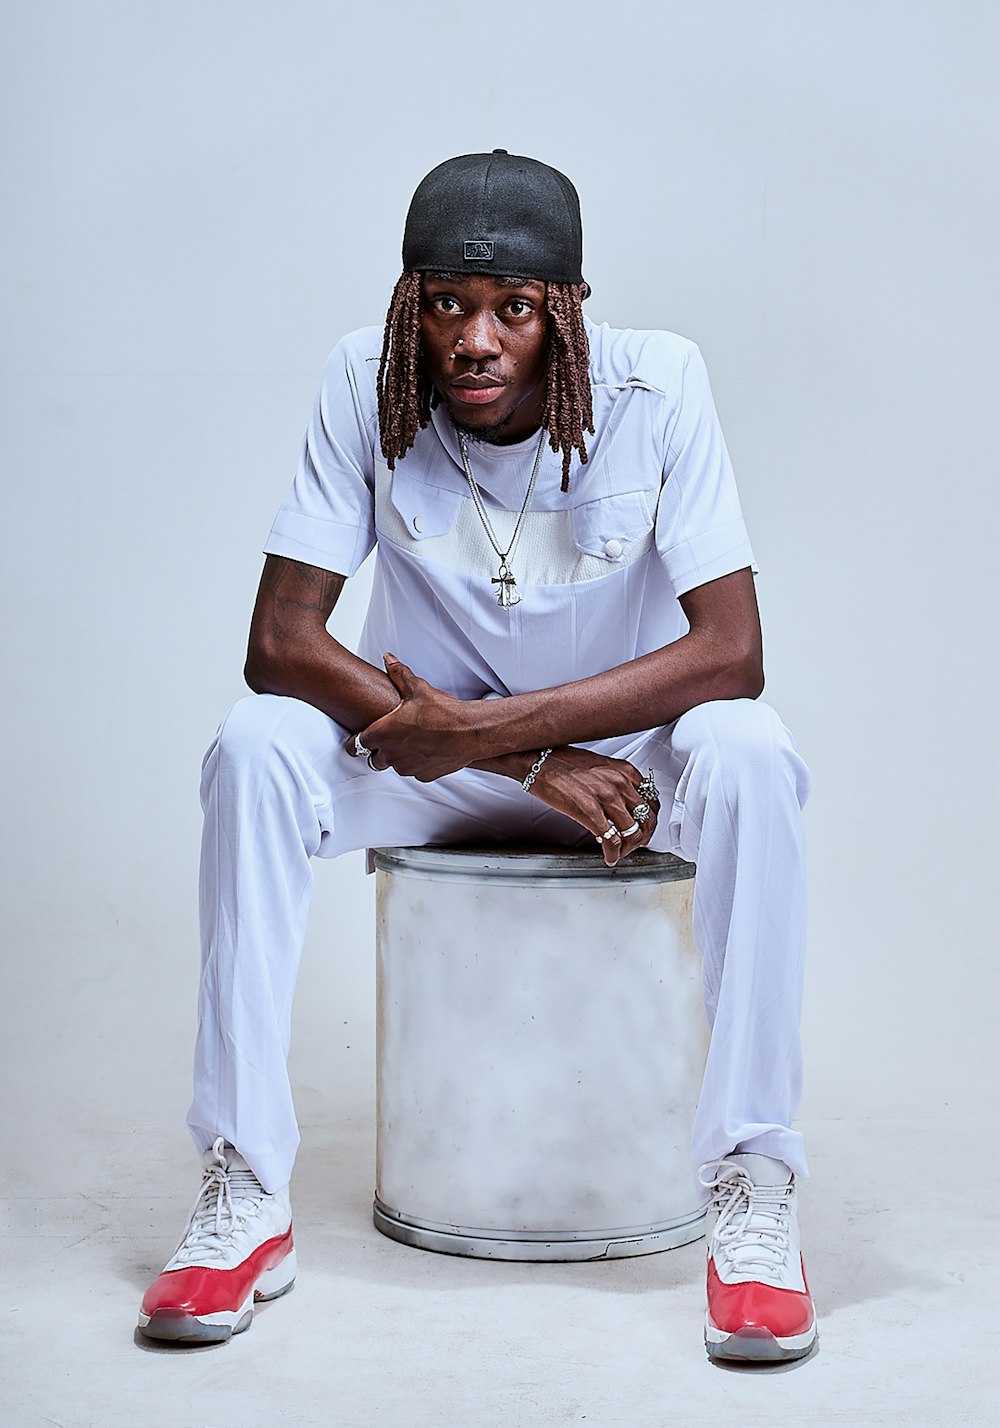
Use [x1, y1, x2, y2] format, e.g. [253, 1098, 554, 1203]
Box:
[698, 1160, 795, 1278]
[170, 1139, 267, 1267]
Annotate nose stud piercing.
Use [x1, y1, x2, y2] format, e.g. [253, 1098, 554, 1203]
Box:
[450, 338, 465, 362]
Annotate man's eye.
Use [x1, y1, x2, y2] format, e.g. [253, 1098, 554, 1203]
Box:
[507, 300, 532, 317]
[434, 296, 461, 313]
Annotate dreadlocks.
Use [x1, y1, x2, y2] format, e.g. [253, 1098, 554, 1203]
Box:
[377, 273, 594, 492]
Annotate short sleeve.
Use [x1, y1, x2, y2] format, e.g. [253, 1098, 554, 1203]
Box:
[654, 343, 756, 598]
[264, 332, 381, 577]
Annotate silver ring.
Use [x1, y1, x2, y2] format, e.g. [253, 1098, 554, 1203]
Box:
[599, 824, 621, 842]
[619, 822, 640, 838]
[632, 802, 651, 825]
[637, 770, 660, 803]
[355, 733, 383, 771]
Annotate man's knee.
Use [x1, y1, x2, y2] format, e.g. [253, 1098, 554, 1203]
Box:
[672, 699, 810, 804]
[205, 694, 343, 784]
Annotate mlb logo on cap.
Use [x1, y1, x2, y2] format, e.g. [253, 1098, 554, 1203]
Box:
[464, 240, 494, 261]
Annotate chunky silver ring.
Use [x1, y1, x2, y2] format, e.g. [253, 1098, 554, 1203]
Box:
[599, 824, 621, 842]
[355, 734, 383, 771]
[619, 821, 641, 838]
[637, 769, 660, 803]
[632, 802, 651, 825]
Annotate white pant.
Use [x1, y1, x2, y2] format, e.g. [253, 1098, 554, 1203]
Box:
[187, 694, 811, 1193]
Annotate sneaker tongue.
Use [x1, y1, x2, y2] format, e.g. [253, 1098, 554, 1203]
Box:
[728, 1153, 793, 1186]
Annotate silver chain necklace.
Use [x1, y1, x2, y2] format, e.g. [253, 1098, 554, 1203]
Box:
[456, 426, 545, 608]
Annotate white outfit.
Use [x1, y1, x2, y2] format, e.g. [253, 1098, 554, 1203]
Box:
[187, 318, 811, 1194]
[267, 320, 755, 696]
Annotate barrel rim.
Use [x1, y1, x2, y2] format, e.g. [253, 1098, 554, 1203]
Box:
[372, 845, 696, 884]
[372, 1197, 706, 1260]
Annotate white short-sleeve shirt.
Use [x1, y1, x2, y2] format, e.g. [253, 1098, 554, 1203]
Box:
[264, 317, 755, 700]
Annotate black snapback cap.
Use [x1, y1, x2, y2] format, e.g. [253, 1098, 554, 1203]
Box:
[402, 149, 588, 292]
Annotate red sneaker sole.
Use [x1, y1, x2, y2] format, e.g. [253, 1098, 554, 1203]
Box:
[706, 1322, 817, 1363]
[137, 1259, 296, 1344]
[139, 1306, 254, 1344]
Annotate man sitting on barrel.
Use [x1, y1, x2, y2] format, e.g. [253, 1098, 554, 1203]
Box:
[138, 149, 816, 1364]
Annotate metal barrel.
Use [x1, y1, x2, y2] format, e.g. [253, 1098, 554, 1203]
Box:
[373, 846, 707, 1262]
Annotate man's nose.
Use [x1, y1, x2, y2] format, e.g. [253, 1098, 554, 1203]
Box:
[458, 310, 502, 360]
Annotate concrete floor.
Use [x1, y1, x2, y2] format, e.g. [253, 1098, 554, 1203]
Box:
[2, 1112, 995, 1428]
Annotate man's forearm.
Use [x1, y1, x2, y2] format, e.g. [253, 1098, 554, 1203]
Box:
[455, 567, 764, 763]
[246, 605, 400, 733]
[249, 624, 753, 786]
[454, 626, 762, 764]
[247, 619, 539, 782]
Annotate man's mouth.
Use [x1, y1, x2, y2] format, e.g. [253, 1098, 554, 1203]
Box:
[449, 374, 510, 405]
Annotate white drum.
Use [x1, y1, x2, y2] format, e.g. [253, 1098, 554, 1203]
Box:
[372, 846, 708, 1262]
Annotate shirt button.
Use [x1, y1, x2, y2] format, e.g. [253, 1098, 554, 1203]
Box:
[604, 538, 623, 559]
[413, 516, 426, 533]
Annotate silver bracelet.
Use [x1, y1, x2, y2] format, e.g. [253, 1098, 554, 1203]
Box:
[522, 747, 553, 793]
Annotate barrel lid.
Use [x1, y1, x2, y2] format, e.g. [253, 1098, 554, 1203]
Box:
[372, 845, 696, 884]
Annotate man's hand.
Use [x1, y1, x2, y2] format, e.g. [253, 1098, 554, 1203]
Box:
[523, 745, 661, 866]
[348, 655, 478, 781]
[348, 656, 660, 863]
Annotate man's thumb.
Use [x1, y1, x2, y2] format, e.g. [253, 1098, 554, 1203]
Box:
[384, 653, 416, 697]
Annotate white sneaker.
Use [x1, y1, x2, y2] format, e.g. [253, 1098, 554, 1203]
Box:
[138, 1138, 296, 1343]
[700, 1153, 817, 1362]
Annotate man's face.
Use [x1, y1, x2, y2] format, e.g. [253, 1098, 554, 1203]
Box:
[420, 273, 549, 443]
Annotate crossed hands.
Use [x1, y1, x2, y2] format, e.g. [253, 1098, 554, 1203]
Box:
[345, 655, 660, 866]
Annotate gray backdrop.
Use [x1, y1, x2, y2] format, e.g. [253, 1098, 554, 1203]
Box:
[2, 1, 997, 1192]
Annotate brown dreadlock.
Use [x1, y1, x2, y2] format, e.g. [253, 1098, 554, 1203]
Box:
[377, 272, 594, 492]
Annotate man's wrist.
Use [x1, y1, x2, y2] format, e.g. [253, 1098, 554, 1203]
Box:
[469, 750, 538, 783]
[466, 688, 551, 765]
[521, 747, 553, 792]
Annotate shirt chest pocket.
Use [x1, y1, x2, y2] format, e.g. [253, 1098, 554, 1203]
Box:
[380, 467, 464, 546]
[571, 489, 655, 564]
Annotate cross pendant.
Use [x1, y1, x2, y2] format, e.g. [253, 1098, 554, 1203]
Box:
[492, 564, 521, 608]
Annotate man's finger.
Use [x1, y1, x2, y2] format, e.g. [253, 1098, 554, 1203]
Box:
[383, 653, 418, 698]
[593, 826, 622, 865]
[585, 805, 625, 866]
